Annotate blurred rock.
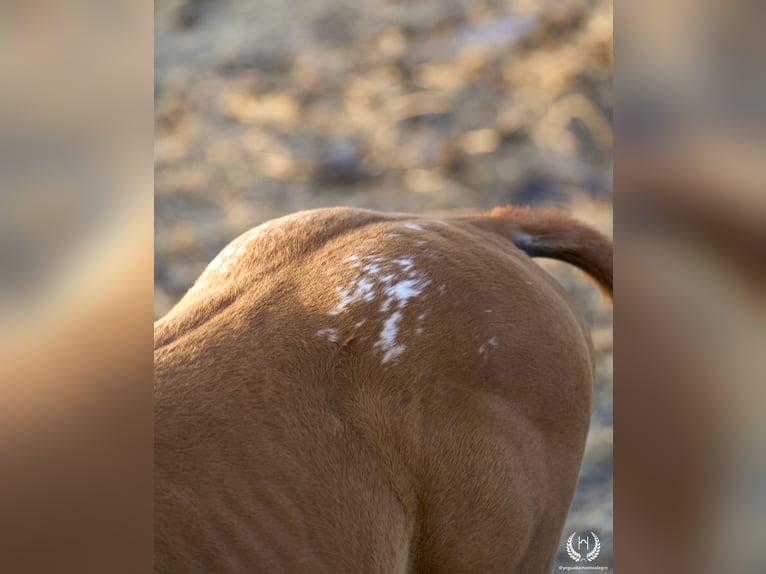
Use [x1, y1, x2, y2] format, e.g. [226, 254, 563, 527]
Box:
[219, 90, 302, 127]
[314, 138, 366, 186]
[459, 128, 501, 155]
[511, 176, 570, 205]
[313, 11, 356, 48]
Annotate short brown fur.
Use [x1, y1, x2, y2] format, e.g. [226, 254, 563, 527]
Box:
[155, 206, 612, 573]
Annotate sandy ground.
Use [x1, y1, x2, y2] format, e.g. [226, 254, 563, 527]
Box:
[155, 0, 613, 569]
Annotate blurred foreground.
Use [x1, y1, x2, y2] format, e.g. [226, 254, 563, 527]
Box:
[617, 1, 766, 572]
[0, 3, 153, 573]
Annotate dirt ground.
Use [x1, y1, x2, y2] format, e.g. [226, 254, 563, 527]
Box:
[155, 0, 613, 569]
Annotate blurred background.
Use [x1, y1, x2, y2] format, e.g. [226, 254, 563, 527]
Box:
[155, 0, 614, 570]
[154, 0, 613, 314]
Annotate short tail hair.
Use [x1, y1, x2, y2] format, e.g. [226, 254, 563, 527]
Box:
[465, 206, 613, 297]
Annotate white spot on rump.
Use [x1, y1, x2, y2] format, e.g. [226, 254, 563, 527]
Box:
[201, 211, 326, 281]
[332, 275, 377, 315]
[331, 250, 432, 363]
[392, 257, 414, 272]
[380, 277, 429, 312]
[331, 253, 430, 315]
[479, 337, 499, 355]
[375, 311, 406, 362]
[202, 232, 257, 278]
[404, 223, 423, 231]
[316, 328, 339, 343]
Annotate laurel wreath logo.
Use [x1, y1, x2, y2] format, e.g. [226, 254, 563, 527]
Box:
[566, 533, 580, 562]
[566, 531, 601, 562]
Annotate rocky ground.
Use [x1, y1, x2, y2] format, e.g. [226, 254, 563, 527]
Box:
[155, 0, 613, 569]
